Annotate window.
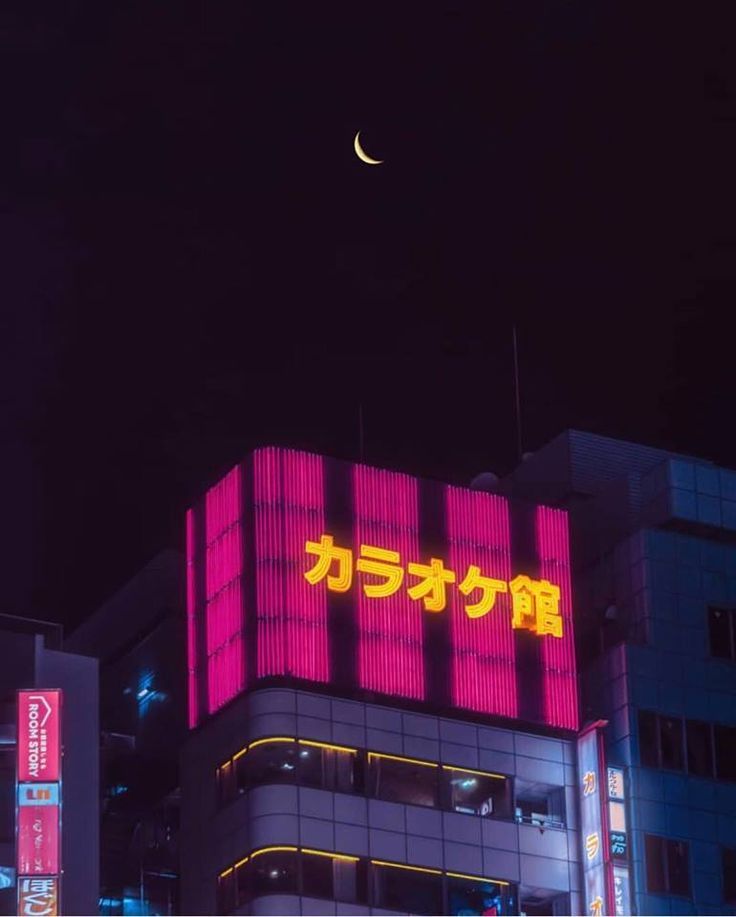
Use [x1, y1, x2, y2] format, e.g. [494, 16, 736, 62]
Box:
[217, 759, 237, 805]
[372, 863, 443, 915]
[709, 606, 735, 660]
[638, 710, 659, 769]
[515, 785, 566, 829]
[660, 717, 684, 771]
[723, 847, 736, 904]
[447, 875, 510, 916]
[250, 850, 298, 898]
[217, 871, 236, 915]
[645, 835, 690, 897]
[368, 753, 438, 808]
[715, 726, 736, 782]
[298, 743, 356, 794]
[301, 851, 360, 902]
[240, 739, 298, 788]
[686, 720, 713, 778]
[444, 767, 512, 819]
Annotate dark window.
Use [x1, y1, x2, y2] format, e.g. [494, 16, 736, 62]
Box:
[250, 850, 298, 898]
[216, 871, 236, 915]
[709, 606, 734, 660]
[236, 860, 250, 907]
[645, 834, 690, 897]
[239, 740, 298, 790]
[639, 710, 659, 768]
[372, 863, 443, 915]
[447, 875, 507, 916]
[723, 848, 736, 903]
[217, 760, 237, 805]
[301, 852, 359, 902]
[444, 768, 513, 819]
[660, 717, 684, 771]
[686, 720, 714, 778]
[368, 754, 438, 808]
[298, 744, 356, 794]
[715, 726, 736, 782]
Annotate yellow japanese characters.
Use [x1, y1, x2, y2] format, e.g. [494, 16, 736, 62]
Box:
[304, 534, 563, 637]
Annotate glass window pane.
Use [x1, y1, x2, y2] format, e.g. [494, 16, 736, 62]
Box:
[709, 606, 733, 659]
[447, 876, 506, 916]
[216, 872, 236, 915]
[667, 839, 690, 897]
[638, 711, 659, 768]
[445, 769, 511, 819]
[369, 756, 438, 808]
[645, 834, 666, 894]
[301, 853, 334, 899]
[659, 717, 684, 771]
[372, 864, 443, 915]
[218, 760, 237, 806]
[298, 746, 356, 793]
[715, 726, 736, 782]
[686, 720, 714, 778]
[241, 741, 298, 788]
[250, 851, 298, 898]
[722, 847, 736, 903]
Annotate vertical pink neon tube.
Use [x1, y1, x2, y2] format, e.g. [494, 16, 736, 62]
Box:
[254, 448, 329, 681]
[205, 465, 244, 714]
[536, 505, 578, 730]
[446, 486, 517, 718]
[354, 465, 424, 700]
[186, 509, 198, 728]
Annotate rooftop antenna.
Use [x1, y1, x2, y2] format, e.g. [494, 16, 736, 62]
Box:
[512, 324, 523, 463]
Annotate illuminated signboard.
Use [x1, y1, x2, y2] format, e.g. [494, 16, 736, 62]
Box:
[17, 877, 58, 917]
[607, 767, 631, 915]
[17, 692, 62, 916]
[577, 723, 608, 916]
[186, 448, 578, 731]
[17, 692, 60, 783]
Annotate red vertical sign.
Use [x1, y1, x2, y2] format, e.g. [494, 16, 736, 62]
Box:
[17, 692, 61, 783]
[17, 805, 60, 875]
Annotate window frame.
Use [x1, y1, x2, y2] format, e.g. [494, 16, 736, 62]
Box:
[644, 833, 691, 899]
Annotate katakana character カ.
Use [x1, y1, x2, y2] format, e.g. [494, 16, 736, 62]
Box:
[585, 832, 600, 861]
[589, 896, 603, 917]
[509, 575, 563, 637]
[407, 558, 456, 612]
[356, 544, 404, 597]
[304, 534, 353, 593]
[458, 565, 508, 619]
[582, 770, 596, 796]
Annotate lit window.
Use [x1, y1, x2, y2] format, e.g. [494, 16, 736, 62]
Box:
[298, 743, 356, 793]
[238, 740, 298, 790]
[447, 874, 510, 916]
[443, 768, 511, 819]
[250, 850, 298, 898]
[368, 754, 438, 808]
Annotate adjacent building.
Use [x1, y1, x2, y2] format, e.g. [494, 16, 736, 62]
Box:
[179, 447, 599, 916]
[504, 429, 736, 915]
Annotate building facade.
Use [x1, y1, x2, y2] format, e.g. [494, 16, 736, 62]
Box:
[179, 447, 598, 916]
[505, 430, 736, 916]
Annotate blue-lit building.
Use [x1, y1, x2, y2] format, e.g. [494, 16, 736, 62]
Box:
[505, 430, 736, 916]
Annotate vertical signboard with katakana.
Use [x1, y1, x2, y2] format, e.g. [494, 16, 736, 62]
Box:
[17, 691, 62, 916]
[607, 767, 631, 916]
[577, 723, 608, 916]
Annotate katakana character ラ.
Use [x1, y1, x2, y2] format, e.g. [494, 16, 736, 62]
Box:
[585, 832, 600, 861]
[304, 534, 353, 593]
[582, 770, 596, 796]
[407, 558, 456, 612]
[509, 575, 563, 637]
[356, 544, 404, 597]
[458, 564, 508, 619]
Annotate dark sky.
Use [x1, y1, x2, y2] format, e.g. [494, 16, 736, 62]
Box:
[2, 3, 734, 629]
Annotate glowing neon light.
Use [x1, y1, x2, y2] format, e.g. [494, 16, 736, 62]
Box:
[370, 860, 442, 875]
[250, 846, 298, 858]
[304, 532, 562, 634]
[234, 857, 249, 869]
[232, 746, 248, 761]
[298, 739, 357, 754]
[301, 848, 360, 862]
[446, 871, 510, 886]
[247, 737, 295, 750]
[367, 751, 438, 768]
[219, 867, 233, 878]
[186, 510, 198, 728]
[441, 765, 506, 780]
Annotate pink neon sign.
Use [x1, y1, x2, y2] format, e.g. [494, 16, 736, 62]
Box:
[17, 804, 60, 875]
[17, 691, 61, 783]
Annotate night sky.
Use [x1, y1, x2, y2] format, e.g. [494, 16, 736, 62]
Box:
[2, 3, 734, 629]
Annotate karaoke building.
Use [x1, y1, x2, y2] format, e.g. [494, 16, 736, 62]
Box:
[180, 448, 627, 916]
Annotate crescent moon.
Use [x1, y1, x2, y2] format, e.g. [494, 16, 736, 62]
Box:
[354, 131, 384, 165]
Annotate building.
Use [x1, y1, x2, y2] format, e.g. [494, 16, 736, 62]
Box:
[65, 550, 185, 916]
[504, 429, 736, 915]
[0, 613, 99, 916]
[179, 447, 606, 916]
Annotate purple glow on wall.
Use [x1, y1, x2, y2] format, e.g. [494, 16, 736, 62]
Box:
[353, 465, 424, 700]
[536, 505, 578, 730]
[205, 465, 244, 714]
[446, 486, 517, 718]
[254, 448, 329, 682]
[186, 509, 198, 728]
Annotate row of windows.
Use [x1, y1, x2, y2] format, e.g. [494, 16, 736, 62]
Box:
[216, 846, 517, 916]
[217, 737, 566, 828]
[645, 835, 736, 904]
[638, 710, 736, 781]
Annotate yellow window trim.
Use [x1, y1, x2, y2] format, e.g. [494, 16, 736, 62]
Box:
[367, 751, 439, 768]
[442, 764, 506, 780]
[298, 739, 357, 754]
[301, 847, 359, 863]
[446, 870, 510, 886]
[232, 746, 248, 761]
[234, 856, 249, 869]
[247, 736, 296, 750]
[219, 867, 233, 878]
[370, 859, 442, 876]
[250, 846, 298, 858]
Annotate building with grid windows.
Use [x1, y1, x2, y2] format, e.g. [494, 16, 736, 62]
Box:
[179, 447, 608, 916]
